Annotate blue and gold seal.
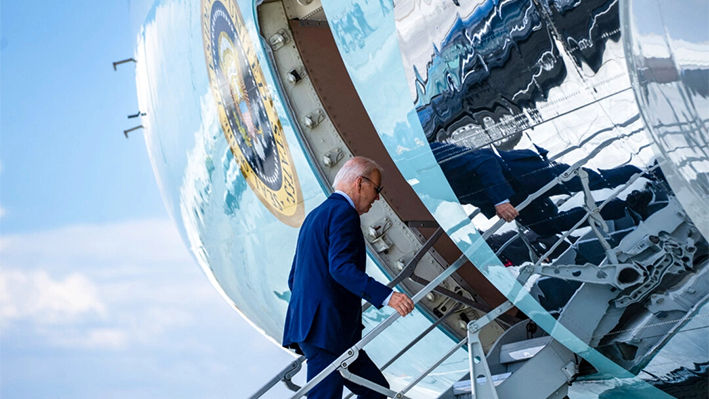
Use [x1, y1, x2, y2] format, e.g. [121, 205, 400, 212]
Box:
[202, 0, 304, 227]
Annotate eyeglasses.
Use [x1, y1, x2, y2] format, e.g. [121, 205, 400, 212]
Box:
[360, 175, 383, 194]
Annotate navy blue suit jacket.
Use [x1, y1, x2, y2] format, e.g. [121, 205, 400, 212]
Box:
[283, 193, 392, 355]
[430, 142, 642, 235]
[430, 141, 558, 218]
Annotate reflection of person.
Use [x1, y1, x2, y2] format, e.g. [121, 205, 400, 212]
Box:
[283, 157, 414, 399]
[352, 4, 374, 36]
[431, 141, 645, 236]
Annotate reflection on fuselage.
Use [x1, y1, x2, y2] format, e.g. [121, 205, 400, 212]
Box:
[622, 0, 709, 240]
[410, 0, 623, 149]
[396, 0, 708, 392]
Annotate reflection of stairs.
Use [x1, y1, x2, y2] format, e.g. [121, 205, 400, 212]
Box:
[440, 320, 577, 399]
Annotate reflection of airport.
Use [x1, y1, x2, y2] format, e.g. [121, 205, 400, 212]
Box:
[410, 0, 623, 148]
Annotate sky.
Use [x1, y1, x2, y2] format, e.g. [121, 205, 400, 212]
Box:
[0, 1, 301, 397]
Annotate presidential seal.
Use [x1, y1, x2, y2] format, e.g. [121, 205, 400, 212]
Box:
[202, 0, 304, 227]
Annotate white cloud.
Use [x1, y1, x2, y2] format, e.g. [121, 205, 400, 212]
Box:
[0, 219, 299, 398]
[0, 219, 218, 350]
[0, 269, 106, 324]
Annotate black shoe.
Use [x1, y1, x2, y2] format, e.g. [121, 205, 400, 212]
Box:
[626, 189, 653, 220]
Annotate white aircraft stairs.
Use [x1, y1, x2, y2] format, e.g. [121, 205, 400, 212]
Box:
[247, 248, 579, 399]
[247, 220, 581, 399]
[247, 145, 709, 399]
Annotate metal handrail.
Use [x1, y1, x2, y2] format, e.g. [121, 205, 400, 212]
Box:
[342, 304, 463, 399]
[407, 275, 517, 328]
[362, 226, 445, 313]
[248, 227, 447, 398]
[247, 357, 305, 398]
[397, 334, 469, 397]
[287, 253, 470, 399]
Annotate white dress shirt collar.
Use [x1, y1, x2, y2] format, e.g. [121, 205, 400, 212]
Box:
[334, 190, 355, 210]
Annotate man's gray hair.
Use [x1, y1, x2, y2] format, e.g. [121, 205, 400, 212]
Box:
[333, 156, 383, 188]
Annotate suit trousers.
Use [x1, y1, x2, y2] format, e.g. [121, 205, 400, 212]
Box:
[300, 342, 389, 399]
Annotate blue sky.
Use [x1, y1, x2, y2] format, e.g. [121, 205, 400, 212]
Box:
[1, 1, 300, 397]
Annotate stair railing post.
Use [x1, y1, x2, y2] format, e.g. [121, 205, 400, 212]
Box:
[467, 301, 514, 399]
[247, 356, 305, 399]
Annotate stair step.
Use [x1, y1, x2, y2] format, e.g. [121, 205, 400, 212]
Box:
[452, 373, 512, 395]
[499, 336, 551, 364]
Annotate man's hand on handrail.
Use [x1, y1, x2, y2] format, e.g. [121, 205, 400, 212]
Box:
[388, 292, 414, 317]
[495, 202, 519, 222]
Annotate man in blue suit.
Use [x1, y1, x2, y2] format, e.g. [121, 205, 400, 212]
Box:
[283, 157, 414, 399]
[430, 141, 646, 236]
